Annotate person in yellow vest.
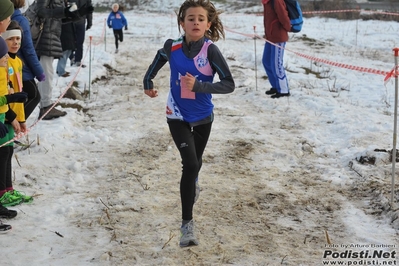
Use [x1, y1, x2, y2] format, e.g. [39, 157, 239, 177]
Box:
[0, 21, 33, 208]
[0, 6, 27, 230]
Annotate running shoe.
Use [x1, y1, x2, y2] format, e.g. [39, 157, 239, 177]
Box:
[0, 204, 17, 219]
[0, 221, 12, 233]
[180, 220, 199, 247]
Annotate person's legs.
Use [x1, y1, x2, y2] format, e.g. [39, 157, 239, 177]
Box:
[262, 42, 277, 89]
[192, 122, 212, 203]
[0, 146, 9, 196]
[38, 56, 67, 119]
[0, 126, 20, 207]
[192, 122, 212, 172]
[168, 120, 200, 222]
[119, 30, 123, 42]
[5, 145, 12, 191]
[56, 50, 71, 76]
[69, 50, 75, 66]
[113, 30, 119, 49]
[38, 55, 54, 109]
[23, 79, 41, 120]
[274, 42, 289, 94]
[74, 23, 85, 64]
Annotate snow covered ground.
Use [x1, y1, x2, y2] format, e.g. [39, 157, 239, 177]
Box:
[2, 1, 399, 265]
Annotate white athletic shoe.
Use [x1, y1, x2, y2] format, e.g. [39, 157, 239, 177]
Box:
[179, 220, 199, 247]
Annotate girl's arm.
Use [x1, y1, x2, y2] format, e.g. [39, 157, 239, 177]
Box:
[122, 13, 127, 28]
[142, 40, 172, 90]
[192, 44, 235, 94]
[107, 13, 112, 27]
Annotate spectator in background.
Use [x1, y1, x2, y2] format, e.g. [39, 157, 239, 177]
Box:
[107, 3, 127, 54]
[11, 0, 45, 120]
[69, 0, 92, 68]
[1, 21, 34, 207]
[0, 0, 13, 33]
[56, 21, 76, 77]
[262, 0, 291, 98]
[34, 0, 93, 120]
[0, 0, 17, 233]
[18, 0, 30, 12]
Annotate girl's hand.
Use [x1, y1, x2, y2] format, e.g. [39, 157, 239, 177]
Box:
[145, 89, 158, 98]
[20, 122, 27, 134]
[11, 119, 21, 134]
[180, 73, 195, 91]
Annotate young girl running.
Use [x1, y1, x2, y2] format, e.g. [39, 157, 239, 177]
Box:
[143, 0, 235, 247]
[107, 3, 128, 53]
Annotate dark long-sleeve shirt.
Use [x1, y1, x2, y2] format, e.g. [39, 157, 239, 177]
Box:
[143, 36, 235, 94]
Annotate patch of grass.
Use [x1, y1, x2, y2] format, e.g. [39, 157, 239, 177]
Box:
[301, 67, 328, 79]
[58, 102, 88, 113]
[296, 35, 328, 49]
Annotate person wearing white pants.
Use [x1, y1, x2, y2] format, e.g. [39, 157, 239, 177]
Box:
[34, 0, 93, 120]
[38, 55, 66, 119]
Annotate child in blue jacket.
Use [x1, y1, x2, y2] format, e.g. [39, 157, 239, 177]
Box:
[107, 3, 128, 53]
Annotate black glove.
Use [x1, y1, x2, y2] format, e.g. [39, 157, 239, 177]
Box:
[77, 4, 94, 17]
[5, 92, 28, 103]
[108, 25, 112, 29]
[0, 122, 8, 138]
[86, 23, 92, 31]
[125, 26, 128, 30]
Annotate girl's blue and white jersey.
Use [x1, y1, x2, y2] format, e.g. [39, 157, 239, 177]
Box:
[166, 38, 215, 123]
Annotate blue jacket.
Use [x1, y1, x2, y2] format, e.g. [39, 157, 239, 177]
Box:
[107, 11, 127, 30]
[11, 9, 44, 81]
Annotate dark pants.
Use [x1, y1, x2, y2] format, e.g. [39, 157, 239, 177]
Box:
[0, 146, 13, 191]
[23, 79, 41, 120]
[74, 22, 85, 63]
[167, 120, 212, 221]
[113, 29, 123, 49]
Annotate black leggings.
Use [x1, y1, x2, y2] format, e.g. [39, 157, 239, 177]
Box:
[168, 120, 212, 221]
[113, 29, 123, 49]
[0, 146, 13, 191]
[23, 79, 41, 119]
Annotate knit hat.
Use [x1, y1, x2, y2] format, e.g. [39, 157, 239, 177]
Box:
[0, 37, 8, 58]
[0, 0, 14, 21]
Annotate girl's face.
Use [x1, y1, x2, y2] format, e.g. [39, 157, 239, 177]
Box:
[0, 54, 8, 68]
[112, 5, 119, 12]
[0, 16, 11, 34]
[5, 34, 21, 54]
[180, 7, 211, 43]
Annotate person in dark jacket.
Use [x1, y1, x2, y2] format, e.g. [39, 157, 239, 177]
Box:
[11, 0, 45, 120]
[262, 0, 291, 98]
[34, 0, 93, 120]
[56, 21, 75, 77]
[69, 0, 92, 67]
[107, 3, 127, 53]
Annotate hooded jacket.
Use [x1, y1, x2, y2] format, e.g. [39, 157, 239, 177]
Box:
[263, 0, 291, 43]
